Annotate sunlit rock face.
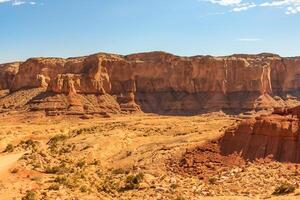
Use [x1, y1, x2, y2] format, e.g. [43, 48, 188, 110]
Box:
[0, 62, 20, 90]
[220, 105, 300, 163]
[2, 51, 300, 114]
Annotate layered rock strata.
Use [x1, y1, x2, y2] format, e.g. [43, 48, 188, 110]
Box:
[0, 62, 20, 90]
[1, 52, 300, 114]
[221, 105, 300, 162]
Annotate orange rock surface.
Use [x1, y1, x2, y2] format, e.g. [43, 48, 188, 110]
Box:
[0, 62, 20, 90]
[1, 51, 300, 114]
[221, 105, 300, 162]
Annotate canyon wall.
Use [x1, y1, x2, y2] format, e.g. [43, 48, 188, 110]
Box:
[1, 52, 300, 114]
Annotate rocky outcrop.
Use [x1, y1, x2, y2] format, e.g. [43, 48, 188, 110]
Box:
[0, 62, 20, 90]
[1, 51, 300, 114]
[220, 105, 300, 162]
[10, 55, 113, 94]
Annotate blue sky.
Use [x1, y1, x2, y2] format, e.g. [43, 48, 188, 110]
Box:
[0, 0, 300, 63]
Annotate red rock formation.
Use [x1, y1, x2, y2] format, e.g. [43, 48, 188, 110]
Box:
[0, 62, 20, 90]
[220, 105, 300, 162]
[10, 55, 113, 94]
[1, 51, 300, 114]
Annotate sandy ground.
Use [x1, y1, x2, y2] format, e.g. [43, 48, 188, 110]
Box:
[0, 152, 24, 177]
[0, 111, 299, 199]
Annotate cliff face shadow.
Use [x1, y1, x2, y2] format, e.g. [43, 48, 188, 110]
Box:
[3, 87, 300, 117]
[29, 91, 58, 101]
[134, 91, 263, 116]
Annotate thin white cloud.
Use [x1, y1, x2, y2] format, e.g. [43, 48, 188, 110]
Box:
[200, 0, 257, 12]
[206, 0, 242, 6]
[285, 6, 300, 14]
[199, 11, 226, 18]
[237, 38, 262, 41]
[260, 0, 300, 7]
[12, 1, 26, 6]
[260, 0, 300, 14]
[231, 2, 256, 12]
[0, 0, 36, 6]
[0, 0, 11, 3]
[200, 0, 300, 14]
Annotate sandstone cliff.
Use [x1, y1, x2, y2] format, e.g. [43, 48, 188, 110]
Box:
[1, 51, 300, 115]
[220, 105, 300, 163]
[0, 62, 20, 90]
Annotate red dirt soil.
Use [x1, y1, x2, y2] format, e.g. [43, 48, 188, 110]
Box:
[169, 140, 245, 181]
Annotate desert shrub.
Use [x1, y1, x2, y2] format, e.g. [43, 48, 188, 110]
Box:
[54, 175, 81, 189]
[112, 168, 129, 175]
[74, 171, 86, 180]
[208, 177, 218, 184]
[22, 190, 39, 200]
[45, 166, 60, 174]
[19, 139, 39, 151]
[119, 173, 144, 191]
[48, 184, 60, 190]
[80, 185, 89, 193]
[272, 183, 296, 195]
[45, 163, 68, 174]
[56, 144, 75, 155]
[90, 159, 100, 165]
[3, 144, 14, 153]
[30, 176, 43, 182]
[54, 176, 68, 184]
[76, 160, 86, 168]
[47, 134, 68, 146]
[170, 183, 178, 189]
[48, 134, 69, 154]
[81, 145, 92, 151]
[72, 126, 98, 136]
[98, 176, 120, 194]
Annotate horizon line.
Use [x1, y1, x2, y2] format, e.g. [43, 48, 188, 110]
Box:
[1, 50, 300, 65]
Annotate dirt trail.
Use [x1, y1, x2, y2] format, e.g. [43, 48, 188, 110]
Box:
[0, 152, 24, 178]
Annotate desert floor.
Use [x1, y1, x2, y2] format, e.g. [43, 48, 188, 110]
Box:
[0, 111, 299, 200]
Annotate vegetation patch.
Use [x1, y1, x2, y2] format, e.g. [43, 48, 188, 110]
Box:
[18, 139, 40, 151]
[272, 183, 296, 196]
[3, 144, 14, 153]
[119, 173, 144, 192]
[22, 190, 39, 200]
[47, 134, 68, 146]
